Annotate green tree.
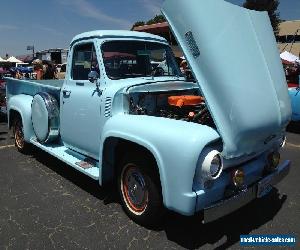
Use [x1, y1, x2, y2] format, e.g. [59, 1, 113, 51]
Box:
[146, 15, 166, 25]
[243, 0, 281, 35]
[131, 21, 145, 30]
[131, 14, 166, 30]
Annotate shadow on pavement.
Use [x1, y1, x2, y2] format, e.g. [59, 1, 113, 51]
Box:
[30, 147, 286, 249]
[287, 121, 300, 134]
[0, 117, 8, 141]
[32, 148, 118, 204]
[0, 115, 7, 124]
[0, 132, 7, 141]
[161, 190, 286, 249]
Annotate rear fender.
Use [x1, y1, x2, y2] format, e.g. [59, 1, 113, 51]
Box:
[8, 94, 34, 142]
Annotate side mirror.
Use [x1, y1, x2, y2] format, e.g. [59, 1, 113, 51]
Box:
[88, 71, 99, 83]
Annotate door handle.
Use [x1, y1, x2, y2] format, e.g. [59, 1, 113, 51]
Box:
[62, 90, 71, 97]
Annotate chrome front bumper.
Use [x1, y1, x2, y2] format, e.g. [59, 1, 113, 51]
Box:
[203, 160, 291, 223]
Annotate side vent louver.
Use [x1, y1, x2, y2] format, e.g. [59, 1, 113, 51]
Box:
[185, 31, 200, 58]
[104, 97, 112, 117]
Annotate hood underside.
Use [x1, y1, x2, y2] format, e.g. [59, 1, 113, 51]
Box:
[162, 0, 291, 159]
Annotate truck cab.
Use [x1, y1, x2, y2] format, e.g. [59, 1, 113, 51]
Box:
[6, 0, 292, 226]
[60, 30, 184, 160]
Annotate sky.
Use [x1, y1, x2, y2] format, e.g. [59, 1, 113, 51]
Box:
[0, 0, 299, 56]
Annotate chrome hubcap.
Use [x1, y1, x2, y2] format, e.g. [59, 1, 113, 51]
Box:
[122, 165, 148, 214]
[127, 171, 145, 205]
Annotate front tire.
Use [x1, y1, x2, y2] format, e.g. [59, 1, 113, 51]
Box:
[118, 154, 164, 226]
[13, 116, 31, 153]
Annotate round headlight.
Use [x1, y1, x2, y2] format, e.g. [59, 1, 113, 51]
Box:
[210, 154, 222, 177]
[202, 150, 223, 180]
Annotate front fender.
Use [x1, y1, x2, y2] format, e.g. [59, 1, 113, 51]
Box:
[8, 94, 34, 142]
[100, 114, 220, 215]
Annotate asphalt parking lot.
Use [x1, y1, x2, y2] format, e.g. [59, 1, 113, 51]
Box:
[0, 117, 299, 250]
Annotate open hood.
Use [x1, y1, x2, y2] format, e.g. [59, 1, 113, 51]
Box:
[162, 0, 291, 159]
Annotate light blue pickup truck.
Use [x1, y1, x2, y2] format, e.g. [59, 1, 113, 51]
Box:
[6, 0, 292, 226]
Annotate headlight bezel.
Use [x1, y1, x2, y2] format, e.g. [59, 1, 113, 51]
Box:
[201, 150, 223, 180]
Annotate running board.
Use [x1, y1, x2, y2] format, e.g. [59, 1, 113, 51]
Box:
[30, 138, 99, 180]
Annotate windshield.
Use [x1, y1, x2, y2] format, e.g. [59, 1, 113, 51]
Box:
[101, 40, 182, 80]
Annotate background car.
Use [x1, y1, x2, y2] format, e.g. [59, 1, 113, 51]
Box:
[288, 87, 300, 122]
[0, 74, 7, 116]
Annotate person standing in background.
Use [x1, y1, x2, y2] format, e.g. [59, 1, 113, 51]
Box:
[43, 61, 57, 79]
[15, 70, 22, 79]
[32, 59, 44, 80]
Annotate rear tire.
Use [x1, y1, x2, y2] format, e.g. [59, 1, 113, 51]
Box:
[118, 153, 164, 226]
[13, 116, 31, 154]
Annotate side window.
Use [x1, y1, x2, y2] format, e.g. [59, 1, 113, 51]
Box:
[71, 43, 99, 80]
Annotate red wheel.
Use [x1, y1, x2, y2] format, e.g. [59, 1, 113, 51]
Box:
[13, 116, 30, 153]
[121, 164, 149, 215]
[118, 153, 164, 226]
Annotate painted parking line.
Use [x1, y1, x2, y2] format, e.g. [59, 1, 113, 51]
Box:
[286, 142, 300, 148]
[0, 144, 15, 150]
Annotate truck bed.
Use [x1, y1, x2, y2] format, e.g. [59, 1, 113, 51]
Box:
[6, 78, 63, 102]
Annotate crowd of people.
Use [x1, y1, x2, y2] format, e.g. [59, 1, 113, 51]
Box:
[284, 62, 300, 86]
[12, 59, 58, 80]
[9, 56, 300, 85]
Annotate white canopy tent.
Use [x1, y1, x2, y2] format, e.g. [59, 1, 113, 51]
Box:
[280, 51, 300, 63]
[0, 57, 6, 62]
[6, 56, 23, 63]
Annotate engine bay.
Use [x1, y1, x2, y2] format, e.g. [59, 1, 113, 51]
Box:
[129, 90, 215, 127]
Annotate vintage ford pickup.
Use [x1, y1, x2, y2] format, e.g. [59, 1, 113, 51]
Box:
[6, 0, 292, 226]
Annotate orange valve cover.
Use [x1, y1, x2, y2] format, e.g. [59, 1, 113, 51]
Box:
[168, 95, 204, 107]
